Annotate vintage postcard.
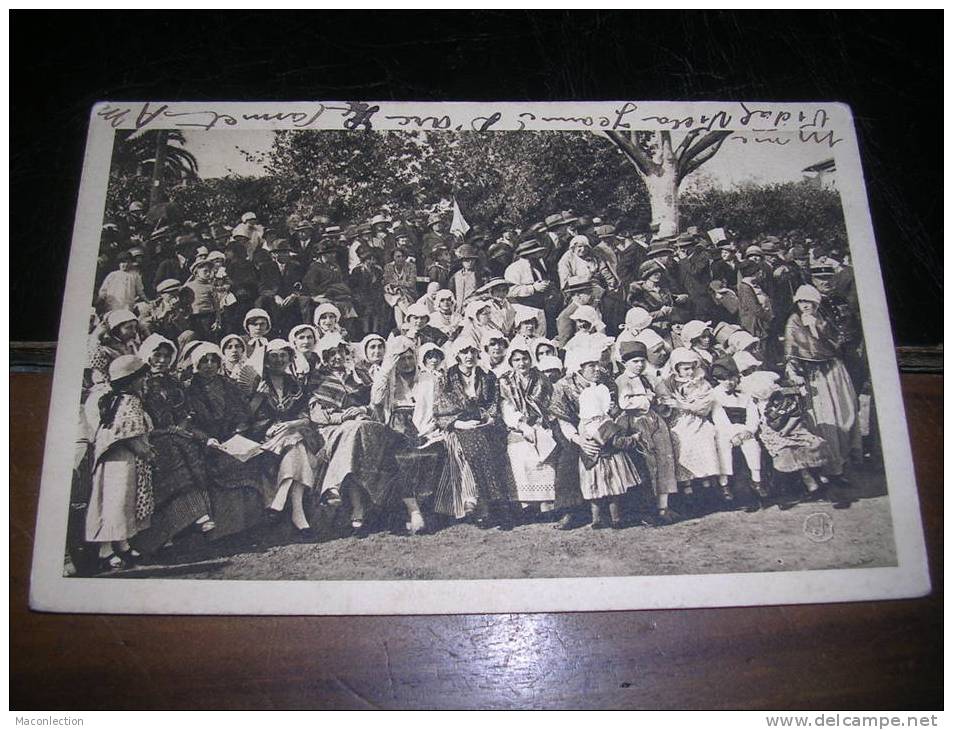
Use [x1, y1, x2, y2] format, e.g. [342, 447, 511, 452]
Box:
[29, 100, 930, 614]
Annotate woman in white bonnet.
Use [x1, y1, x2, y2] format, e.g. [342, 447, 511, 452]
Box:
[428, 289, 462, 339]
[313, 301, 347, 340]
[654, 347, 722, 508]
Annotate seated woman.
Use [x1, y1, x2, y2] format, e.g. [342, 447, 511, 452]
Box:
[613, 306, 653, 362]
[370, 337, 443, 535]
[313, 301, 349, 341]
[633, 328, 671, 386]
[507, 304, 545, 360]
[498, 343, 559, 521]
[550, 345, 641, 529]
[219, 333, 258, 393]
[287, 323, 324, 396]
[288, 323, 321, 375]
[343, 333, 384, 406]
[433, 336, 515, 528]
[533, 337, 558, 365]
[654, 347, 723, 510]
[481, 331, 511, 378]
[429, 289, 462, 340]
[395, 301, 449, 347]
[678, 320, 716, 368]
[458, 299, 499, 346]
[564, 305, 607, 353]
[242, 308, 273, 362]
[414, 342, 446, 443]
[130, 334, 215, 555]
[186, 343, 270, 539]
[357, 333, 386, 382]
[309, 333, 400, 533]
[626, 260, 688, 332]
[246, 339, 320, 533]
[538, 354, 564, 384]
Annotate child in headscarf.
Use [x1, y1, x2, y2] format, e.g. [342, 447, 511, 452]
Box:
[746, 370, 831, 499]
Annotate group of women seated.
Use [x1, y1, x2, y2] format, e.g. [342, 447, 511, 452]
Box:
[77, 278, 865, 574]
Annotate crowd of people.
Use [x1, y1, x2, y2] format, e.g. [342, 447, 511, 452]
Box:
[74, 199, 874, 573]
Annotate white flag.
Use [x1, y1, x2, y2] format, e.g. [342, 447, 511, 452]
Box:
[449, 198, 471, 237]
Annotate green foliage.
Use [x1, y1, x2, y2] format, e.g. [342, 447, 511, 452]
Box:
[679, 180, 848, 246]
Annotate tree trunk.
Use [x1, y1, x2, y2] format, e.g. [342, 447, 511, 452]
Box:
[603, 129, 730, 239]
[643, 164, 679, 237]
[149, 130, 169, 208]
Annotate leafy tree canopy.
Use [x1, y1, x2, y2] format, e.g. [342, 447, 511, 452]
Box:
[102, 129, 846, 251]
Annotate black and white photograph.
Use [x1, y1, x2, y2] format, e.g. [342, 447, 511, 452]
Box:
[29, 100, 928, 614]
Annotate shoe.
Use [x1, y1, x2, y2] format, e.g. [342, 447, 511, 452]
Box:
[751, 483, 769, 499]
[719, 485, 734, 502]
[590, 519, 609, 530]
[654, 508, 680, 526]
[553, 514, 575, 531]
[351, 520, 372, 539]
[118, 547, 141, 563]
[610, 519, 625, 530]
[99, 554, 124, 572]
[264, 507, 282, 523]
[325, 489, 342, 506]
[199, 520, 216, 534]
[407, 511, 426, 536]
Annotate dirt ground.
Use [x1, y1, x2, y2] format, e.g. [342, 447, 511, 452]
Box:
[109, 464, 897, 582]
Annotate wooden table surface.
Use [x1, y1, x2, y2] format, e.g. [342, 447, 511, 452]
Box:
[10, 372, 942, 710]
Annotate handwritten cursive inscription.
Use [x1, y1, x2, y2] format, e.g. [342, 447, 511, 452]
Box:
[95, 100, 845, 148]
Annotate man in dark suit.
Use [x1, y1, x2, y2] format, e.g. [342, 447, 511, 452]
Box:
[257, 239, 305, 336]
[152, 233, 196, 293]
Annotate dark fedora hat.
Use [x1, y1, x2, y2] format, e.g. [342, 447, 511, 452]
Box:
[515, 238, 547, 257]
[562, 274, 594, 295]
[455, 243, 480, 260]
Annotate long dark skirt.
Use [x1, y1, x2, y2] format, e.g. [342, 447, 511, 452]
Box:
[314, 420, 401, 507]
[623, 411, 678, 497]
[434, 425, 513, 518]
[393, 439, 445, 501]
[206, 485, 266, 539]
[204, 449, 268, 538]
[131, 433, 210, 554]
[552, 433, 584, 511]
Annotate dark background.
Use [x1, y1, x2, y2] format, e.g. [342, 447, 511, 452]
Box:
[10, 10, 942, 345]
